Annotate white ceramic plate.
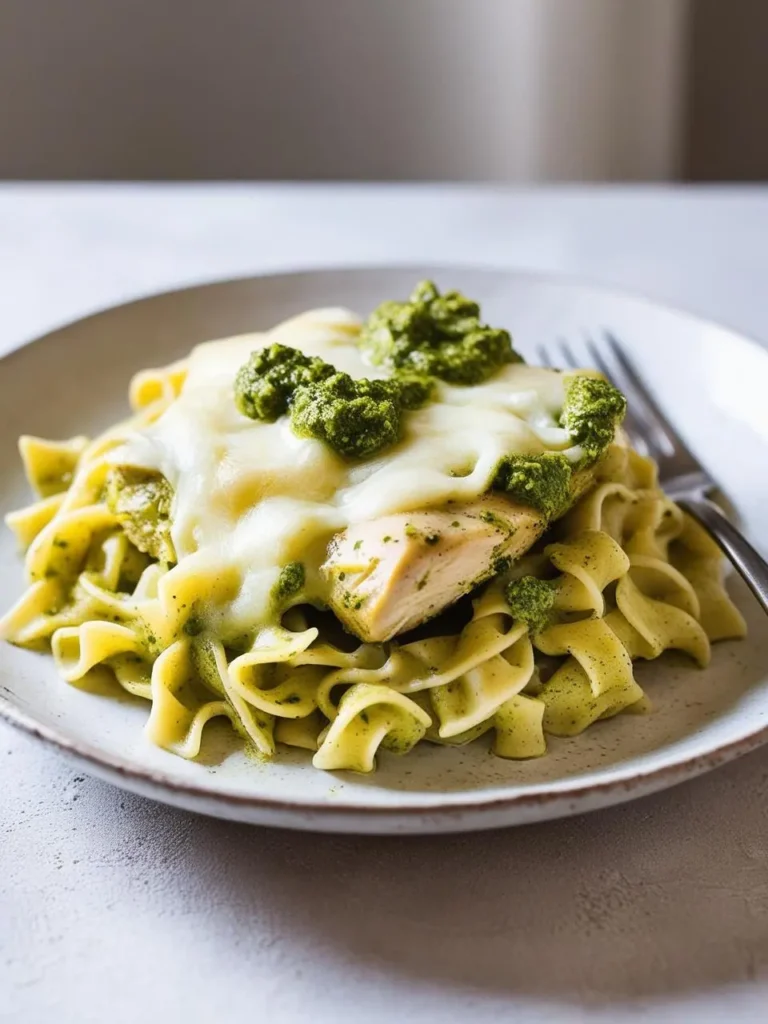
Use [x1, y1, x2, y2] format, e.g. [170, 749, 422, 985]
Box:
[2, 266, 767, 834]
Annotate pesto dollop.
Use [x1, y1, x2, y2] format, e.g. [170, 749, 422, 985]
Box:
[234, 342, 336, 422]
[561, 374, 627, 464]
[505, 576, 557, 634]
[273, 561, 305, 602]
[492, 452, 572, 519]
[291, 372, 431, 459]
[234, 342, 433, 460]
[359, 280, 523, 385]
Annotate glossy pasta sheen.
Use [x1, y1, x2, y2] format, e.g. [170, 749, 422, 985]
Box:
[0, 310, 747, 774]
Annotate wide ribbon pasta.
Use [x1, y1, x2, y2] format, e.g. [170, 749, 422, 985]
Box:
[0, 364, 747, 774]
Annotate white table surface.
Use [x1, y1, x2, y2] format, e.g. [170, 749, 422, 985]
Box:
[3, 184, 768, 1024]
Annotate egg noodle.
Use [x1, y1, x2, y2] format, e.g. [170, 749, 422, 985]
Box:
[0, 307, 746, 773]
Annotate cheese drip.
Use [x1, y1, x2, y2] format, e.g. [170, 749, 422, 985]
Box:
[112, 309, 577, 640]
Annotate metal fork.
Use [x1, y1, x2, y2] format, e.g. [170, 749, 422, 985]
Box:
[538, 332, 768, 615]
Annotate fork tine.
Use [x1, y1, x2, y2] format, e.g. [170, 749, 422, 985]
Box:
[584, 337, 660, 458]
[590, 334, 678, 458]
[583, 337, 613, 380]
[558, 338, 581, 370]
[585, 342, 647, 454]
[603, 332, 684, 451]
[541, 330, 703, 480]
[540, 338, 649, 456]
[536, 343, 555, 368]
[538, 338, 583, 370]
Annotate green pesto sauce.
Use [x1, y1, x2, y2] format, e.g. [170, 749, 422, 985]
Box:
[479, 509, 506, 528]
[182, 615, 204, 637]
[234, 343, 335, 421]
[340, 589, 366, 610]
[233, 281, 528, 460]
[492, 554, 512, 575]
[492, 452, 572, 519]
[106, 466, 176, 563]
[359, 280, 523, 385]
[234, 342, 433, 460]
[505, 576, 557, 634]
[232, 287, 627, 471]
[290, 372, 430, 460]
[273, 561, 305, 602]
[560, 374, 627, 464]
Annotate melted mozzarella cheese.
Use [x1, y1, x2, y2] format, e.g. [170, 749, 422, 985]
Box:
[112, 309, 577, 638]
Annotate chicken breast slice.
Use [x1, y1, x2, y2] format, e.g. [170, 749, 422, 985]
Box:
[321, 495, 547, 642]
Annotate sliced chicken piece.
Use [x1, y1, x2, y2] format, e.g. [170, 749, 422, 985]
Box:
[322, 494, 547, 642]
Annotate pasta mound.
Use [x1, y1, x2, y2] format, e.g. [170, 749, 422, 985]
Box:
[0, 315, 746, 774]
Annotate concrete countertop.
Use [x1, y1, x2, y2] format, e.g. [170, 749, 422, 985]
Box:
[2, 184, 768, 1024]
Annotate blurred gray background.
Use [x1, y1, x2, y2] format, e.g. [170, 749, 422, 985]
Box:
[0, 0, 763, 181]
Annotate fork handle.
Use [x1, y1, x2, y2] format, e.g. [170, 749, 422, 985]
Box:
[676, 496, 768, 615]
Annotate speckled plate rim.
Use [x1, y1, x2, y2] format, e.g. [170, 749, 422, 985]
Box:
[2, 264, 768, 834]
[5, 688, 768, 833]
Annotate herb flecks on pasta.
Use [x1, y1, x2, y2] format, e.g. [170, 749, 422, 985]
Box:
[0, 293, 746, 774]
[106, 466, 176, 563]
